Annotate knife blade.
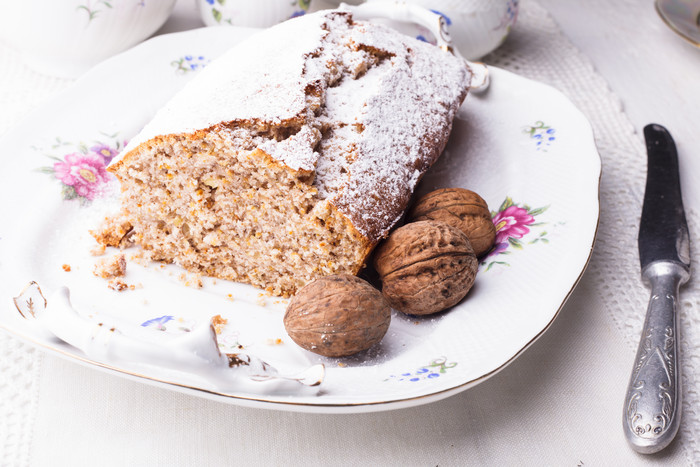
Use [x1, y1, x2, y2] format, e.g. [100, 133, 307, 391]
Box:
[623, 123, 690, 454]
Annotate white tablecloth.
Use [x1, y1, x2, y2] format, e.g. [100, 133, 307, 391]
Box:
[1, 0, 698, 465]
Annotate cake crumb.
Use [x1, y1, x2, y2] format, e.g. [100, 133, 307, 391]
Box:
[62, 264, 71, 272]
[90, 244, 106, 256]
[337, 362, 347, 368]
[212, 314, 228, 334]
[266, 338, 283, 345]
[179, 272, 203, 288]
[108, 279, 129, 292]
[90, 215, 133, 248]
[128, 250, 149, 265]
[94, 254, 127, 279]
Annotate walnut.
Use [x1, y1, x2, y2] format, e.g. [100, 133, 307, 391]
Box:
[284, 274, 391, 357]
[408, 188, 496, 257]
[373, 220, 478, 315]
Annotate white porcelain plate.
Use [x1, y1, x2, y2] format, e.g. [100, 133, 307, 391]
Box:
[0, 27, 600, 413]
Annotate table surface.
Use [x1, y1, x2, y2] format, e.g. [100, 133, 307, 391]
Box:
[1, 0, 699, 465]
[538, 0, 700, 208]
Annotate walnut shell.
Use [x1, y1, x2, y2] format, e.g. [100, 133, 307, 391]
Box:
[374, 220, 478, 315]
[284, 274, 391, 357]
[408, 188, 496, 257]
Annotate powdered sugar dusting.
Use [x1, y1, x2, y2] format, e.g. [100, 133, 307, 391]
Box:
[259, 125, 321, 172]
[315, 18, 471, 240]
[119, 12, 333, 159]
[116, 10, 470, 241]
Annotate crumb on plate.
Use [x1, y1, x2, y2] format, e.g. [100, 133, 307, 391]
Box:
[90, 215, 134, 248]
[90, 244, 106, 257]
[94, 253, 127, 279]
[108, 278, 129, 292]
[211, 314, 228, 334]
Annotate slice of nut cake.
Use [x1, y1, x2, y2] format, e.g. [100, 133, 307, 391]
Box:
[99, 10, 471, 296]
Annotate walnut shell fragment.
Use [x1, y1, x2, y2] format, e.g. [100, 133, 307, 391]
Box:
[284, 274, 391, 357]
[374, 220, 478, 315]
[408, 188, 496, 257]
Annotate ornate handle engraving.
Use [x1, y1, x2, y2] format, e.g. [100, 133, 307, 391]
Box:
[623, 262, 687, 453]
[625, 325, 675, 437]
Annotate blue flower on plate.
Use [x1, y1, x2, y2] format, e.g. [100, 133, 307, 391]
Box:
[172, 55, 211, 74]
[385, 357, 457, 382]
[524, 121, 556, 151]
[141, 315, 174, 331]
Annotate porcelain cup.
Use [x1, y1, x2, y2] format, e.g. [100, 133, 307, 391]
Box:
[0, 0, 177, 78]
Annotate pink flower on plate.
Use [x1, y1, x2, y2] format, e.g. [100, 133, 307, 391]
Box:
[53, 152, 110, 200]
[90, 143, 119, 164]
[482, 197, 549, 270]
[493, 205, 535, 244]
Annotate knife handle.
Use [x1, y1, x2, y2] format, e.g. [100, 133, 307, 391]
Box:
[623, 261, 688, 454]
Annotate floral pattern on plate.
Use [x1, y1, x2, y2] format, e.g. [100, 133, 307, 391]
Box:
[524, 121, 556, 151]
[141, 315, 195, 333]
[172, 55, 210, 74]
[36, 133, 123, 204]
[385, 357, 457, 383]
[140, 314, 248, 352]
[482, 197, 550, 271]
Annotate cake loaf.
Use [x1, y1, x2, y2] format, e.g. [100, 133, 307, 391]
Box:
[101, 10, 471, 296]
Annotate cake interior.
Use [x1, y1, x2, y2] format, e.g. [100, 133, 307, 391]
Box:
[111, 125, 369, 297]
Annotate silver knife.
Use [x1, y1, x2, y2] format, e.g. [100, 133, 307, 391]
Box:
[623, 123, 690, 453]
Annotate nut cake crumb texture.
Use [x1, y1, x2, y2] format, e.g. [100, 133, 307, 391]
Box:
[106, 10, 471, 296]
[212, 314, 227, 334]
[108, 279, 129, 292]
[94, 254, 127, 279]
[91, 215, 133, 248]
